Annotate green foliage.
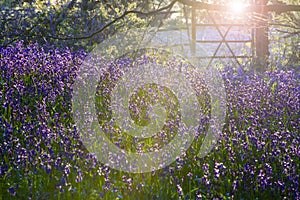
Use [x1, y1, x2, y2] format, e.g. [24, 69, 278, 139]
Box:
[269, 10, 300, 69]
[0, 0, 148, 51]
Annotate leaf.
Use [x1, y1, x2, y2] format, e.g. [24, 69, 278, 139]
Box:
[271, 81, 278, 94]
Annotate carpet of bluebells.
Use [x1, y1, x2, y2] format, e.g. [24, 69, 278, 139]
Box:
[0, 42, 299, 199]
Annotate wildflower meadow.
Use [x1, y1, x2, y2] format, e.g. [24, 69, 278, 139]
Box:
[1, 41, 299, 199]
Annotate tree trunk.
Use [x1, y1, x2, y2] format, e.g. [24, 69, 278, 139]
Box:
[254, 0, 270, 72]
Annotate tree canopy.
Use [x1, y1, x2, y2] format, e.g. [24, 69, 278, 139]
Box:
[1, 0, 299, 67]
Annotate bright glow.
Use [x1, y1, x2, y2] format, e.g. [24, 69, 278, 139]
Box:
[229, 1, 247, 15]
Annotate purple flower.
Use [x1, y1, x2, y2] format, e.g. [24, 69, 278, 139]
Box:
[7, 186, 16, 196]
[176, 184, 183, 197]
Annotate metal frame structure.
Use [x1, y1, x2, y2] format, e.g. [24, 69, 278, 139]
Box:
[191, 8, 254, 67]
[181, 0, 300, 70]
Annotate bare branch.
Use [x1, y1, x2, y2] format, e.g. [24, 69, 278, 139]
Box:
[275, 29, 300, 38]
[270, 23, 300, 30]
[46, 0, 178, 40]
[177, 0, 300, 13]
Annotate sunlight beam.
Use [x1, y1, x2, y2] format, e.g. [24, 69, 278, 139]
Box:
[228, 1, 247, 15]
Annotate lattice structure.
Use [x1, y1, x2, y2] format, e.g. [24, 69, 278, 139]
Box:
[155, 0, 300, 70]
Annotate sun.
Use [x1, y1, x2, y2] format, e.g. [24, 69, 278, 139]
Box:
[229, 1, 247, 15]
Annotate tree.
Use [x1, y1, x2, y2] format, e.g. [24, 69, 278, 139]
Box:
[0, 0, 157, 50]
[1, 0, 299, 69]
